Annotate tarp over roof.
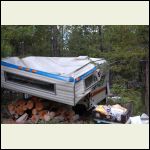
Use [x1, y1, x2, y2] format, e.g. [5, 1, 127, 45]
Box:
[1, 56, 106, 81]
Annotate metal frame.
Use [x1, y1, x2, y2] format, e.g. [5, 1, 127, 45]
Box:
[67, 58, 104, 76]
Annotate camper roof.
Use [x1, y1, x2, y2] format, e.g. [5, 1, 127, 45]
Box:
[1, 56, 106, 82]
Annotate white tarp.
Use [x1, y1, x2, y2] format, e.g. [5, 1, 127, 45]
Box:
[2, 56, 106, 78]
[126, 113, 149, 124]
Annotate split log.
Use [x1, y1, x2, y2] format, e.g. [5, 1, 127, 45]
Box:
[71, 114, 80, 122]
[27, 100, 34, 110]
[54, 115, 65, 122]
[7, 103, 15, 115]
[32, 108, 38, 115]
[35, 102, 44, 111]
[44, 111, 56, 122]
[31, 114, 39, 123]
[16, 113, 28, 123]
[39, 110, 48, 120]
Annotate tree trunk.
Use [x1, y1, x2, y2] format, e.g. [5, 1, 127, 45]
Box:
[61, 26, 64, 55]
[145, 60, 149, 115]
[98, 25, 103, 52]
[51, 25, 60, 57]
[140, 60, 149, 115]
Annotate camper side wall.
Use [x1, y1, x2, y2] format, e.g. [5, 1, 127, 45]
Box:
[1, 66, 75, 106]
[74, 71, 110, 107]
[75, 80, 93, 105]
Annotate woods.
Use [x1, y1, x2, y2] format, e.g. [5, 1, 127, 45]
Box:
[1, 25, 149, 115]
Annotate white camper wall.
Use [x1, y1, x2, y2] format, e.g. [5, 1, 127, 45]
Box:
[75, 80, 92, 104]
[75, 80, 85, 104]
[1, 66, 75, 106]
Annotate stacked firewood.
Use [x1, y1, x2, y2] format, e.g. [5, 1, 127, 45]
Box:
[7, 96, 79, 124]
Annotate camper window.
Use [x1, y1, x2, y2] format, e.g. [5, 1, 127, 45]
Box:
[84, 74, 97, 89]
[4, 72, 55, 93]
[98, 75, 106, 87]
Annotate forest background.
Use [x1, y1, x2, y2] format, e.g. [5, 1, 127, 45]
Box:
[1, 25, 149, 115]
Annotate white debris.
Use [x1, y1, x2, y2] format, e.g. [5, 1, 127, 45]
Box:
[127, 113, 149, 124]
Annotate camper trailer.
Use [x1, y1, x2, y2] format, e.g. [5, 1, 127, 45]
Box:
[1, 56, 110, 109]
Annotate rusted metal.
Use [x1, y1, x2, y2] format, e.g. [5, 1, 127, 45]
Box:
[91, 86, 106, 97]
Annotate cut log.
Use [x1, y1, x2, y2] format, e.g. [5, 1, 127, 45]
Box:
[16, 113, 28, 123]
[22, 104, 28, 111]
[31, 114, 39, 123]
[71, 114, 80, 122]
[7, 103, 15, 115]
[43, 111, 56, 122]
[43, 112, 51, 122]
[39, 110, 48, 120]
[54, 115, 65, 122]
[32, 108, 38, 115]
[15, 106, 24, 116]
[49, 111, 56, 119]
[27, 100, 34, 110]
[35, 102, 44, 111]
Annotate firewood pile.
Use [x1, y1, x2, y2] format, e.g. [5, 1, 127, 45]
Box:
[6, 96, 80, 124]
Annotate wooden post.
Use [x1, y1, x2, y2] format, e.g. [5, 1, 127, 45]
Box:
[140, 60, 149, 115]
[145, 60, 149, 115]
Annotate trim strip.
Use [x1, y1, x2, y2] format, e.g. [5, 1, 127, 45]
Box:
[1, 61, 97, 83]
[1, 61, 74, 82]
[90, 86, 106, 97]
[75, 67, 97, 83]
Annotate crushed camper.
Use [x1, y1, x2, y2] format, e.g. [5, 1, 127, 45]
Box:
[1, 56, 110, 110]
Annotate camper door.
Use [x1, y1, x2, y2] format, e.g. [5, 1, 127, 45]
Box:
[89, 73, 108, 106]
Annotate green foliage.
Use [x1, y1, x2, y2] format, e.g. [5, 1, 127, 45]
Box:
[1, 25, 149, 115]
[1, 41, 13, 57]
[121, 89, 145, 115]
[110, 85, 145, 115]
[111, 83, 126, 95]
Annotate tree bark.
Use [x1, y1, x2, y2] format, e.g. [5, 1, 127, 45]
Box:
[51, 25, 60, 57]
[145, 60, 149, 115]
[98, 25, 103, 52]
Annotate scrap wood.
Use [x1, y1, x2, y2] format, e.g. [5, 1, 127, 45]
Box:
[7, 103, 15, 115]
[16, 113, 28, 123]
[26, 100, 34, 110]
[31, 114, 39, 123]
[35, 102, 44, 111]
